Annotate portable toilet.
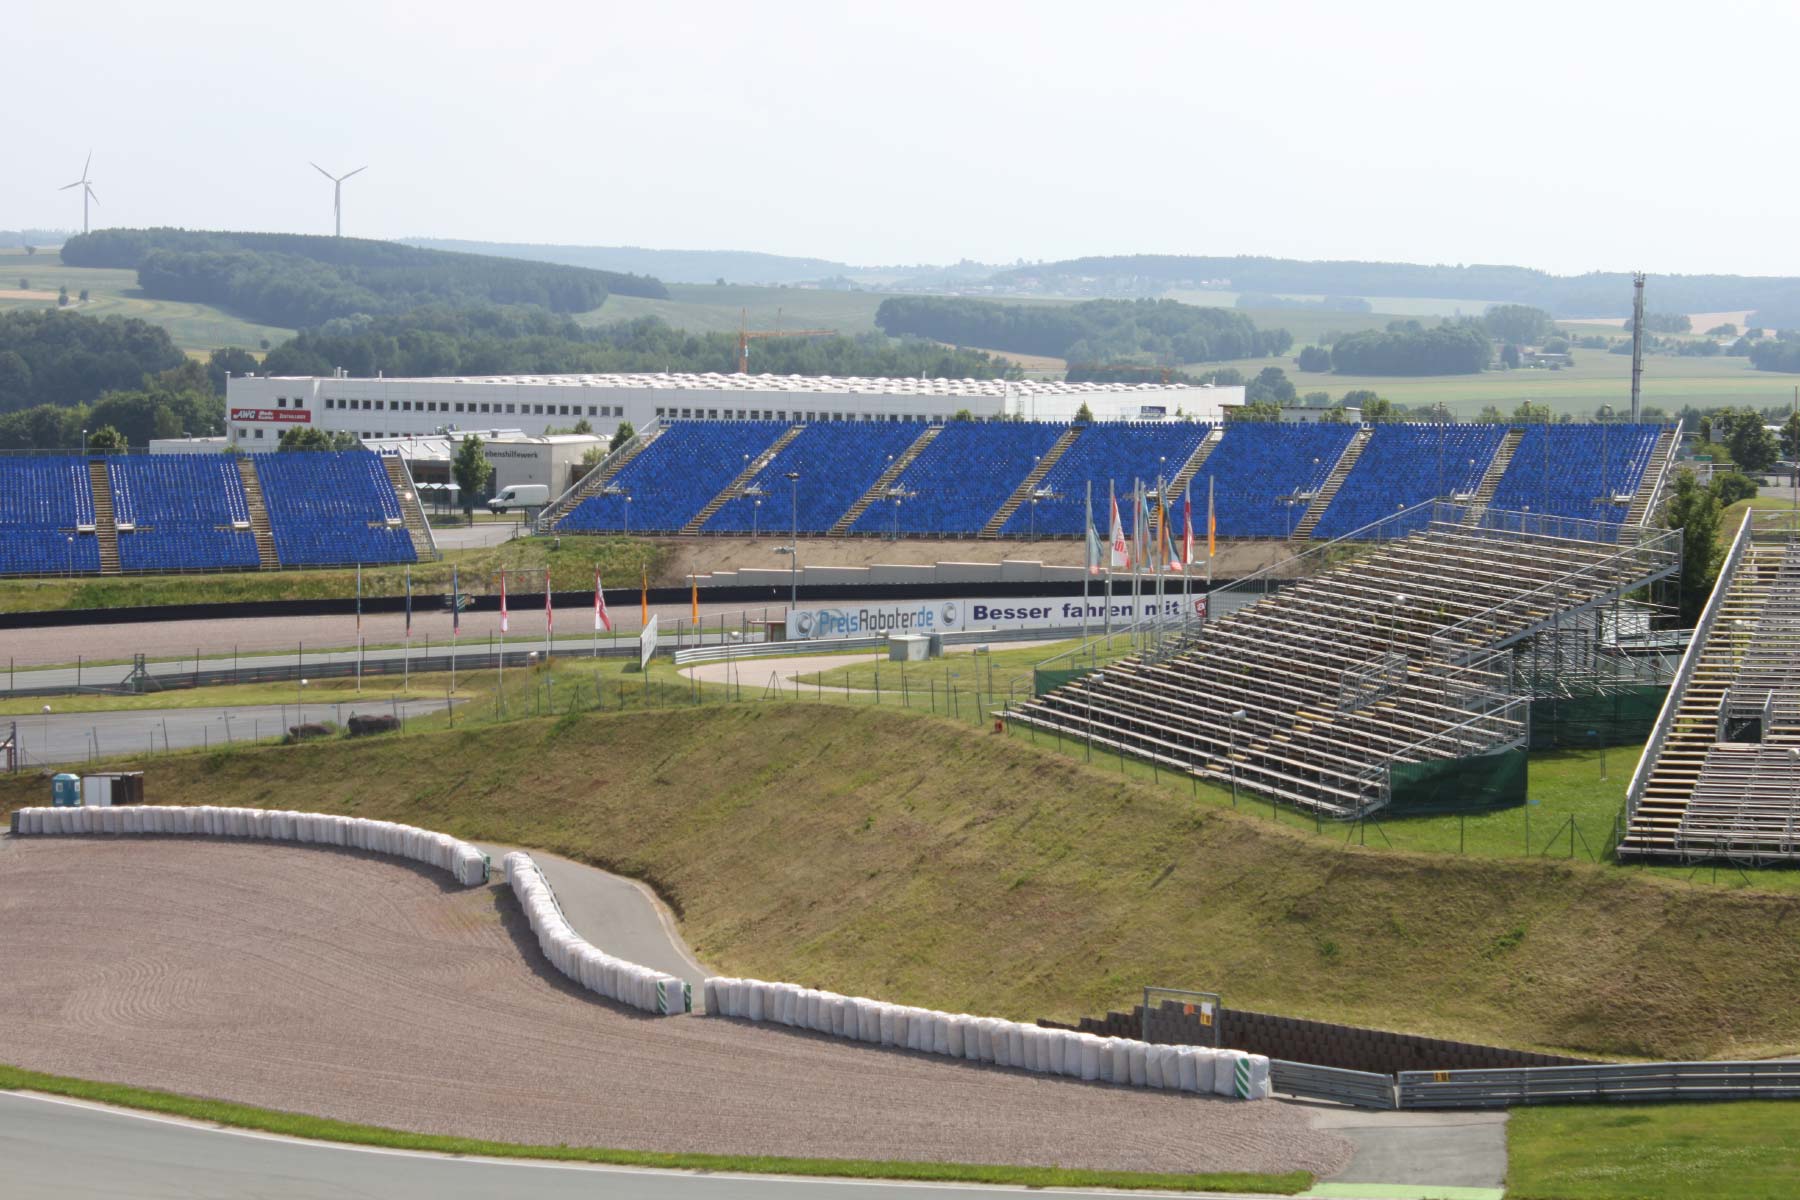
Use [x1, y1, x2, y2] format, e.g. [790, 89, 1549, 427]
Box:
[51, 773, 81, 807]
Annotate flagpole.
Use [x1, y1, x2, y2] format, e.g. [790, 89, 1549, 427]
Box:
[355, 563, 363, 693]
[1132, 478, 1143, 652]
[1105, 479, 1116, 638]
[1182, 483, 1193, 639]
[450, 566, 459, 693]
[403, 566, 411, 690]
[1082, 479, 1092, 642]
[593, 565, 600, 659]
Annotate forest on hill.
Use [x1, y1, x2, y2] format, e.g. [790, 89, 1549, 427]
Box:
[874, 296, 1291, 364]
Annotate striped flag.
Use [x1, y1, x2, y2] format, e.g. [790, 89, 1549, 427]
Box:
[1084, 484, 1103, 576]
[545, 572, 553, 636]
[1182, 488, 1194, 567]
[451, 567, 460, 634]
[355, 564, 362, 636]
[404, 568, 412, 639]
[594, 567, 612, 632]
[1207, 476, 1216, 559]
[1108, 483, 1130, 569]
[500, 573, 510, 634]
[1164, 500, 1184, 571]
[640, 566, 648, 625]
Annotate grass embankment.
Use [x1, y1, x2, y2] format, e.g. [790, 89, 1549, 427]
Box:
[0, 536, 666, 614]
[0, 1063, 1300, 1194]
[8, 702, 1800, 1061]
[1508, 1102, 1800, 1200]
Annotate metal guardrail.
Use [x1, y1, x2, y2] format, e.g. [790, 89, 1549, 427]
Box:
[1397, 1060, 1800, 1108]
[1626, 508, 1753, 817]
[1271, 1060, 1396, 1109]
[670, 625, 1063, 667]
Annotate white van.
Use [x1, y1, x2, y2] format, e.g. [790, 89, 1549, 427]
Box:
[488, 483, 550, 513]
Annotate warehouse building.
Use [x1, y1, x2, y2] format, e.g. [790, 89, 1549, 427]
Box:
[223, 371, 1245, 448]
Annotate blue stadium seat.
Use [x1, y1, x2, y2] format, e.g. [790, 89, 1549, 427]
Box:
[111, 455, 261, 571]
[703, 421, 928, 534]
[255, 450, 416, 566]
[997, 422, 1213, 538]
[0, 456, 100, 576]
[1490, 424, 1665, 532]
[1194, 423, 1358, 539]
[1311, 424, 1507, 540]
[560, 422, 790, 533]
[846, 422, 1068, 537]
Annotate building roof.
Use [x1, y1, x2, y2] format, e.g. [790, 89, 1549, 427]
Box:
[256, 371, 1218, 396]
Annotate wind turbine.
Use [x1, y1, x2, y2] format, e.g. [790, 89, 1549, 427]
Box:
[310, 162, 366, 237]
[60, 152, 98, 235]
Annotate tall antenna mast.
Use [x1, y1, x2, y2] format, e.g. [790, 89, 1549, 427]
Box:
[1629, 271, 1646, 422]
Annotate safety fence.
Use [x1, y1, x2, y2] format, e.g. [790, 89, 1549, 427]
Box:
[503, 851, 691, 1016]
[8, 805, 490, 887]
[1397, 1059, 1800, 1108]
[1269, 1060, 1397, 1110]
[671, 625, 1059, 667]
[703, 976, 1273, 1099]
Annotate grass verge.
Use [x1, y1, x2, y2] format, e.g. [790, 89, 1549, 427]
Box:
[9, 702, 1800, 1059]
[0, 1062, 1307, 1193]
[1507, 1101, 1800, 1200]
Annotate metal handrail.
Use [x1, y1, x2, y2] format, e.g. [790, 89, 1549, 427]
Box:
[1634, 418, 1684, 528]
[535, 417, 661, 531]
[391, 451, 440, 561]
[1625, 508, 1752, 816]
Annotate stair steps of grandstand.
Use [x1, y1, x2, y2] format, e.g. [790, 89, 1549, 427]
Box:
[1292, 428, 1371, 540]
[830, 424, 943, 535]
[1461, 428, 1523, 525]
[980, 427, 1082, 538]
[87, 460, 119, 576]
[1624, 427, 1680, 527]
[235, 458, 280, 569]
[680, 424, 805, 536]
[1621, 539, 1786, 856]
[382, 456, 437, 560]
[1168, 426, 1225, 500]
[542, 426, 660, 530]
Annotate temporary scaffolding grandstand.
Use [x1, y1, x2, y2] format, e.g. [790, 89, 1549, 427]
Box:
[1010, 501, 1682, 819]
[1623, 509, 1800, 863]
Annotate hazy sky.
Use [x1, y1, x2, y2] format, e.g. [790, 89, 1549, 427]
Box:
[8, 0, 1795, 276]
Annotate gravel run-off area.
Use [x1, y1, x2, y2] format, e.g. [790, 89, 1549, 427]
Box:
[0, 837, 1350, 1177]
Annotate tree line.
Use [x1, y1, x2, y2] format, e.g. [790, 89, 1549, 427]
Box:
[874, 296, 1292, 364]
[0, 309, 189, 415]
[1294, 320, 1493, 376]
[60, 229, 668, 330]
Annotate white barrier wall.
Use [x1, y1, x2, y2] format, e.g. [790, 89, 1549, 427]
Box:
[9, 805, 490, 888]
[703, 977, 1272, 1099]
[504, 851, 691, 1017]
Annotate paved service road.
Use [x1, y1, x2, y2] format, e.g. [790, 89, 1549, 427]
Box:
[11, 699, 453, 768]
[0, 1092, 1267, 1200]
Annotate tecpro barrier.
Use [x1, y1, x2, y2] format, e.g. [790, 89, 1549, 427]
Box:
[702, 977, 1271, 1099]
[504, 852, 691, 1017]
[8, 805, 490, 887]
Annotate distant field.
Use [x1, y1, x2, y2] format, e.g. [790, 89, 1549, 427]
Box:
[1195, 344, 1791, 417]
[581, 283, 1082, 340]
[0, 246, 294, 352]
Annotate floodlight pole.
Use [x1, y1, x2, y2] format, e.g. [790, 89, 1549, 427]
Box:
[786, 471, 800, 611]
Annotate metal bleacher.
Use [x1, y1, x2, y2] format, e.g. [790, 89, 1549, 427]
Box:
[1622, 510, 1800, 862]
[1007, 503, 1681, 818]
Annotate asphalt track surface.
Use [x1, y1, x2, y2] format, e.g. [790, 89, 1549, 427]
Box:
[11, 699, 452, 767]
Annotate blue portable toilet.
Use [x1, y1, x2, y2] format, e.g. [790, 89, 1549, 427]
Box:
[51, 773, 81, 807]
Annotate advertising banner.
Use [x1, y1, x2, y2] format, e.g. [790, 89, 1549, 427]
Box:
[229, 408, 313, 424]
[787, 593, 1210, 640]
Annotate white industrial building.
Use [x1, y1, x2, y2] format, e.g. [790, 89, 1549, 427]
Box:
[222, 372, 1246, 448]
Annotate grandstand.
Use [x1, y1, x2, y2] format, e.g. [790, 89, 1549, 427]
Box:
[0, 450, 421, 576]
[543, 418, 1680, 542]
[1622, 510, 1800, 862]
[1007, 505, 1681, 817]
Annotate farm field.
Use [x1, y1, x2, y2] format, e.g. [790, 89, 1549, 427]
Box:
[0, 246, 292, 352]
[581, 282, 1080, 339]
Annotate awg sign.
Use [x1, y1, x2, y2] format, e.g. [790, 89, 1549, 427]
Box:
[229, 408, 312, 424]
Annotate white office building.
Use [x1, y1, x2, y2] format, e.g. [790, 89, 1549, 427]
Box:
[223, 371, 1245, 448]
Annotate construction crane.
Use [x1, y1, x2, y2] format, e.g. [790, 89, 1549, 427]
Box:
[737, 309, 835, 374]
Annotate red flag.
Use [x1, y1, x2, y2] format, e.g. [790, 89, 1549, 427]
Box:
[595, 568, 612, 632]
[500, 573, 510, 634]
[545, 572, 553, 636]
[1182, 489, 1194, 566]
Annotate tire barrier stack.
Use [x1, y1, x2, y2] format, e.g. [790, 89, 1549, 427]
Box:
[503, 852, 692, 1017]
[9, 805, 490, 888]
[703, 977, 1272, 1099]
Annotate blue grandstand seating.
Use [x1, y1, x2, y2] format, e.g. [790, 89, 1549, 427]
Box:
[110, 455, 260, 571]
[846, 422, 1069, 537]
[1193, 423, 1358, 539]
[1489, 424, 1665, 530]
[0, 456, 99, 576]
[996, 422, 1213, 537]
[1311, 424, 1507, 540]
[255, 450, 417, 566]
[703, 421, 927, 535]
[560, 422, 789, 533]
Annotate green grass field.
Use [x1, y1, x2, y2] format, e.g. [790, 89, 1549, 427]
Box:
[1507, 1101, 1800, 1200]
[10, 695, 1800, 1060]
[0, 247, 292, 352]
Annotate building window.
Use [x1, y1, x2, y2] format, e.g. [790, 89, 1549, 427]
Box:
[276, 397, 287, 408]
[480, 403, 491, 414]
[323, 398, 334, 410]
[655, 407, 665, 418]
[587, 406, 596, 417]
[505, 404, 515, 414]
[237, 427, 247, 438]
[375, 401, 385, 411]
[254, 428, 264, 439]
[560, 405, 570, 416]
[681, 408, 692, 419]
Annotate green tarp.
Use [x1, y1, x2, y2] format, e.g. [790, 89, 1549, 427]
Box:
[1528, 685, 1667, 751]
[1388, 746, 1528, 814]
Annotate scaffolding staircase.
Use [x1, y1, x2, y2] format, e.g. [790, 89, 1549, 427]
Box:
[830, 424, 943, 535]
[1624, 426, 1680, 527]
[383, 455, 438, 560]
[536, 423, 663, 531]
[1292, 428, 1371, 540]
[87, 459, 119, 575]
[1461, 427, 1523, 525]
[236, 458, 280, 568]
[980, 427, 1082, 538]
[681, 424, 805, 535]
